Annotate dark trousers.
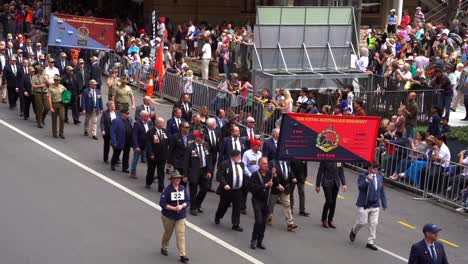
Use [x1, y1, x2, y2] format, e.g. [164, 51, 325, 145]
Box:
[321, 185, 339, 222]
[290, 181, 306, 212]
[189, 169, 209, 209]
[6, 86, 17, 108]
[427, 164, 447, 193]
[111, 143, 131, 171]
[65, 95, 80, 122]
[464, 96, 468, 118]
[215, 189, 243, 226]
[19, 93, 24, 114]
[147, 159, 166, 190]
[241, 177, 251, 211]
[209, 151, 218, 189]
[103, 134, 111, 162]
[251, 200, 268, 242]
[22, 95, 32, 118]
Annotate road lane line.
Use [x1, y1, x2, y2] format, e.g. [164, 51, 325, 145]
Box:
[337, 195, 345, 199]
[376, 247, 408, 262]
[0, 120, 264, 264]
[439, 238, 460, 248]
[305, 181, 314, 187]
[398, 221, 416, 229]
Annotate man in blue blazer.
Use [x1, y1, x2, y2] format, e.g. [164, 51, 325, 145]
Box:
[349, 162, 388, 251]
[166, 107, 185, 137]
[111, 108, 133, 173]
[130, 110, 153, 179]
[219, 125, 247, 164]
[262, 128, 280, 162]
[81, 80, 103, 140]
[408, 223, 449, 264]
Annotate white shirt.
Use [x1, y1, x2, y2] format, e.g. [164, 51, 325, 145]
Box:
[231, 137, 241, 151]
[187, 25, 195, 40]
[246, 127, 255, 141]
[110, 111, 116, 121]
[242, 150, 262, 177]
[202, 42, 212, 59]
[435, 143, 451, 168]
[45, 66, 59, 83]
[231, 161, 243, 189]
[143, 122, 149, 133]
[297, 95, 308, 104]
[358, 56, 369, 71]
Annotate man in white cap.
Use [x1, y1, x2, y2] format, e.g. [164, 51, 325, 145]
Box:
[414, 7, 425, 26]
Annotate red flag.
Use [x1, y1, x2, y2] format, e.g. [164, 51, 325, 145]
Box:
[154, 43, 164, 92]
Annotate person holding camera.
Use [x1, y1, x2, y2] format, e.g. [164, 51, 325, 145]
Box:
[349, 163, 388, 251]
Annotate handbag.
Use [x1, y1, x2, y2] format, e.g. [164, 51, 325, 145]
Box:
[61, 90, 72, 104]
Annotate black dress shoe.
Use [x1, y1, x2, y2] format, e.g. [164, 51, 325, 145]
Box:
[38, 124, 43, 128]
[19, 113, 23, 117]
[59, 134, 65, 139]
[111, 166, 116, 171]
[92, 136, 98, 140]
[207, 188, 215, 193]
[145, 185, 151, 189]
[321, 221, 329, 228]
[349, 228, 356, 242]
[190, 209, 198, 216]
[241, 209, 247, 215]
[122, 169, 130, 173]
[366, 244, 378, 251]
[232, 225, 243, 232]
[53, 134, 58, 138]
[299, 211, 310, 217]
[250, 240, 257, 249]
[197, 207, 204, 213]
[214, 218, 220, 225]
[160, 248, 168, 256]
[328, 222, 336, 229]
[84, 131, 88, 136]
[180, 256, 189, 263]
[256, 241, 266, 250]
[103, 160, 109, 164]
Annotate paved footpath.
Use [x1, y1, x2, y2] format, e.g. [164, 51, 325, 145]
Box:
[0, 82, 467, 264]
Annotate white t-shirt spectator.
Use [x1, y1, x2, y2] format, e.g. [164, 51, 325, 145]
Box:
[414, 55, 429, 70]
[45, 66, 60, 83]
[202, 42, 212, 59]
[358, 56, 369, 71]
[435, 143, 451, 168]
[187, 25, 195, 40]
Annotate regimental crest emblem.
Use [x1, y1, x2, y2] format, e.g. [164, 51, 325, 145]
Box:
[315, 124, 340, 152]
[77, 26, 90, 38]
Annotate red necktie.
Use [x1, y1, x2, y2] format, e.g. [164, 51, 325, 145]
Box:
[249, 129, 254, 141]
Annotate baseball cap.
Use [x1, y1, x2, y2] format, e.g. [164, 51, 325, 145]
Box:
[193, 131, 204, 138]
[423, 223, 442, 234]
[250, 139, 263, 147]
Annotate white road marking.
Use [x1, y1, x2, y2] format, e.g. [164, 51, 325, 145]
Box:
[0, 119, 411, 263]
[0, 119, 263, 264]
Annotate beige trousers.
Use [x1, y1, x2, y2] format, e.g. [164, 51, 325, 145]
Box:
[270, 192, 294, 225]
[84, 111, 98, 136]
[352, 207, 380, 245]
[161, 215, 186, 256]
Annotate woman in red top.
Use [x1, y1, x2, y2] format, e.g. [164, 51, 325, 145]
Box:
[400, 10, 411, 28]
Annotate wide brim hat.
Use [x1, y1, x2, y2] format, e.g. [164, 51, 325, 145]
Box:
[169, 170, 184, 180]
[119, 76, 128, 84]
[34, 64, 44, 71]
[53, 74, 62, 81]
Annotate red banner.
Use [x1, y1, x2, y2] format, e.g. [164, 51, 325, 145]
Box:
[277, 113, 380, 163]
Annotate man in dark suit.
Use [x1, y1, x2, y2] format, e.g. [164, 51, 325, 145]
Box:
[34, 43, 44, 62]
[315, 161, 347, 228]
[2, 55, 19, 109]
[62, 66, 81, 124]
[214, 150, 247, 232]
[221, 111, 238, 138]
[74, 58, 87, 92]
[220, 126, 247, 163]
[17, 58, 28, 117]
[146, 117, 170, 191]
[168, 121, 193, 181]
[189, 113, 206, 133]
[100, 101, 117, 163]
[290, 160, 310, 217]
[166, 107, 185, 137]
[56, 52, 70, 76]
[130, 110, 153, 179]
[110, 108, 133, 173]
[81, 80, 103, 139]
[175, 93, 192, 122]
[262, 128, 280, 162]
[22, 39, 35, 59]
[5, 41, 14, 63]
[184, 131, 213, 216]
[240, 116, 258, 144]
[268, 159, 298, 231]
[350, 163, 388, 251]
[19, 66, 35, 120]
[89, 56, 102, 89]
[202, 118, 221, 190]
[215, 108, 227, 132]
[408, 223, 449, 264]
[249, 157, 275, 250]
[135, 96, 156, 122]
[16, 49, 25, 64]
[13, 34, 25, 51]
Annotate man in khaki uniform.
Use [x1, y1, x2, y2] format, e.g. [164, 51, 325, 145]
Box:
[106, 67, 119, 101]
[112, 76, 135, 111]
[31, 64, 50, 128]
[48, 74, 66, 139]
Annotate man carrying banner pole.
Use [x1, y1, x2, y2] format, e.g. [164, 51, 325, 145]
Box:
[349, 162, 388, 251]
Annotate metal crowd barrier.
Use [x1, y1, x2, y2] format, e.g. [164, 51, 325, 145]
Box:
[349, 141, 468, 209]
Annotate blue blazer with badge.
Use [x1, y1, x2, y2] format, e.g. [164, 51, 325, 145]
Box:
[81, 88, 103, 114]
[111, 116, 133, 149]
[132, 119, 153, 150]
[166, 117, 186, 137]
[356, 172, 388, 209]
[220, 136, 247, 164]
[408, 240, 448, 264]
[262, 138, 277, 162]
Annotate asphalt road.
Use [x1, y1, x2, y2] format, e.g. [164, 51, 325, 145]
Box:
[0, 83, 467, 264]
